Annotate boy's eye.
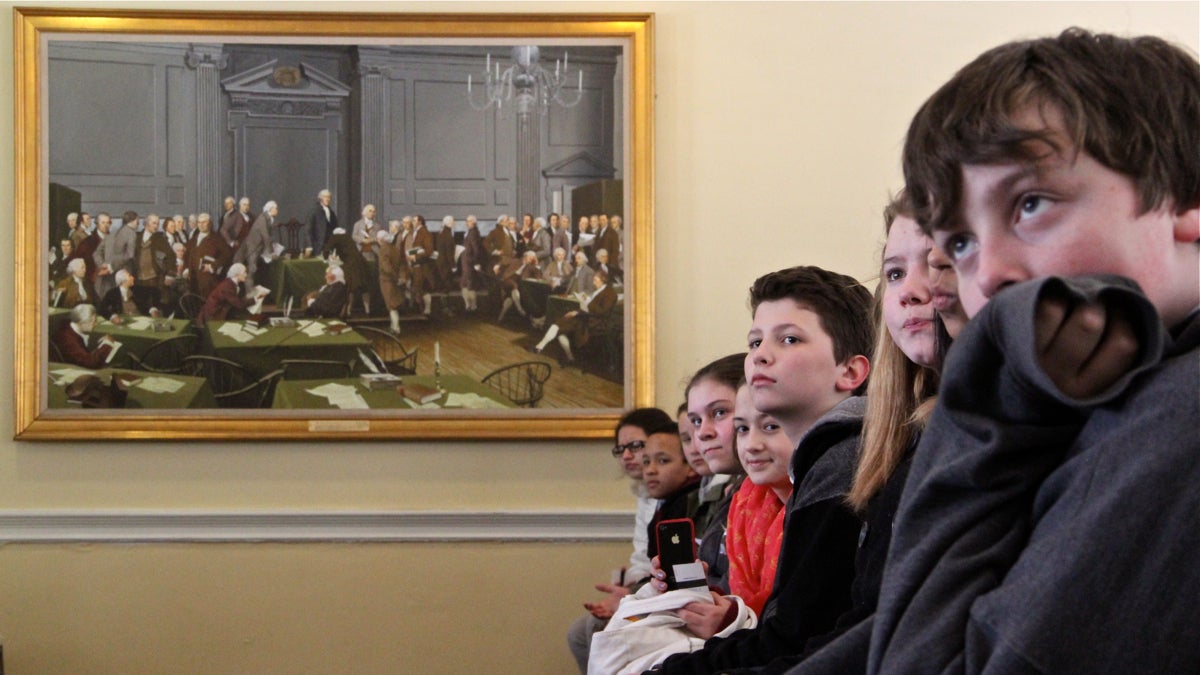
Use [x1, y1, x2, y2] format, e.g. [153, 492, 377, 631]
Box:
[748, 338, 762, 349]
[712, 408, 727, 419]
[782, 335, 800, 345]
[1017, 194, 1051, 220]
[885, 267, 904, 282]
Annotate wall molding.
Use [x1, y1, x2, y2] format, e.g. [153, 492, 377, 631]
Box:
[0, 510, 634, 543]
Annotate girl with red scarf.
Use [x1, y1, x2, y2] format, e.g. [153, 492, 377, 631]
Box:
[726, 379, 794, 615]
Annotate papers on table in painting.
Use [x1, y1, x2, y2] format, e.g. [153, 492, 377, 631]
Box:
[48, 367, 184, 395]
[216, 321, 267, 343]
[443, 392, 508, 409]
[305, 382, 368, 409]
[49, 366, 93, 386]
[137, 376, 186, 394]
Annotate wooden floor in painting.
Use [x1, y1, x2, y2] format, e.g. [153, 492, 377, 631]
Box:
[348, 308, 625, 410]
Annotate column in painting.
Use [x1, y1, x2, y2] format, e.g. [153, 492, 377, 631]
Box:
[356, 58, 390, 212]
[516, 104, 542, 220]
[186, 44, 228, 219]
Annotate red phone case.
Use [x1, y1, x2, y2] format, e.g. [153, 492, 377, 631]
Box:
[657, 518, 699, 590]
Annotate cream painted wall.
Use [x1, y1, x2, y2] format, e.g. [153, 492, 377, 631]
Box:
[1, 2, 1195, 673]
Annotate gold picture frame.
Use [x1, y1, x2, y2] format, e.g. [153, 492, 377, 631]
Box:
[14, 7, 655, 441]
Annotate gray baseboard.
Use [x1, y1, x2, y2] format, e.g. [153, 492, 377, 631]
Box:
[0, 510, 634, 543]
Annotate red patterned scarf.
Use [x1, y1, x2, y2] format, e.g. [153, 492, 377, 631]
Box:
[725, 479, 790, 615]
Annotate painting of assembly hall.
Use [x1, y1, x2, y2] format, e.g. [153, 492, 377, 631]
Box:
[46, 40, 628, 413]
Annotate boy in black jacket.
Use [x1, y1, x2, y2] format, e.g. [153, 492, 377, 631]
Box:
[650, 265, 873, 673]
[642, 421, 702, 560]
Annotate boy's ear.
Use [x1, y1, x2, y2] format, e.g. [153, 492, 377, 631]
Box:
[1172, 204, 1199, 243]
[835, 354, 870, 393]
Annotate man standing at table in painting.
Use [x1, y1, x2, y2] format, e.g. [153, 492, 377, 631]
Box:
[221, 197, 253, 253]
[73, 212, 104, 280]
[62, 211, 80, 249]
[195, 263, 267, 327]
[218, 196, 236, 235]
[352, 204, 381, 263]
[530, 216, 553, 267]
[459, 214, 486, 314]
[185, 213, 232, 299]
[593, 214, 620, 273]
[306, 188, 338, 251]
[484, 214, 515, 270]
[551, 213, 572, 256]
[133, 213, 174, 306]
[404, 214, 435, 317]
[93, 210, 138, 298]
[434, 215, 458, 293]
[236, 199, 279, 286]
[376, 228, 406, 334]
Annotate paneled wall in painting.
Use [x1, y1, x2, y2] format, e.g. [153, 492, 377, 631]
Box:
[47, 42, 620, 230]
[48, 42, 198, 223]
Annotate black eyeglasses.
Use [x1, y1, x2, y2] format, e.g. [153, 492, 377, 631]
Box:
[611, 440, 646, 457]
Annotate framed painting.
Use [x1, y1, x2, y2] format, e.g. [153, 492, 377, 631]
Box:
[13, 7, 655, 441]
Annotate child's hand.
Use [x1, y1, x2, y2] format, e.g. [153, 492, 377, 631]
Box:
[650, 556, 710, 593]
[583, 583, 629, 619]
[649, 555, 668, 593]
[674, 592, 734, 639]
[1035, 294, 1139, 399]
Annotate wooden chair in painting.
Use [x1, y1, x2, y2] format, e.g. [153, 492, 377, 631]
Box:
[481, 361, 552, 408]
[221, 368, 284, 408]
[354, 326, 419, 376]
[128, 334, 197, 374]
[177, 293, 205, 321]
[180, 354, 256, 408]
[277, 219, 305, 257]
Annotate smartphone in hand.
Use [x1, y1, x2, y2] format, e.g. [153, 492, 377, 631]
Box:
[657, 518, 706, 590]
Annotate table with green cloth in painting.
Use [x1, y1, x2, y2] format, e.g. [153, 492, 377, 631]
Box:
[49, 308, 196, 369]
[46, 362, 218, 409]
[271, 375, 515, 410]
[204, 318, 372, 377]
[269, 257, 383, 314]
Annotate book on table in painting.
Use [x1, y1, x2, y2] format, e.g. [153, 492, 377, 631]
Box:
[398, 382, 441, 405]
[360, 372, 402, 390]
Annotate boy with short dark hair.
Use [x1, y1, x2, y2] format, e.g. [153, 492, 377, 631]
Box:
[652, 265, 873, 673]
[870, 28, 1199, 673]
[641, 421, 702, 559]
